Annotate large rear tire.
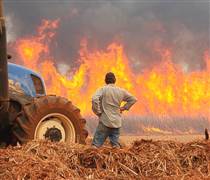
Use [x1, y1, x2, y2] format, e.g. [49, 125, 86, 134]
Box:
[12, 95, 88, 144]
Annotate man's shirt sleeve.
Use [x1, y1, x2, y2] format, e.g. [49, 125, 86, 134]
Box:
[122, 89, 137, 110]
[92, 88, 103, 116]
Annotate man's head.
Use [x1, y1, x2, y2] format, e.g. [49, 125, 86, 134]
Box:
[105, 72, 116, 84]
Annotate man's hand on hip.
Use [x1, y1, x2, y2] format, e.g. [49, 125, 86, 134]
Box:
[120, 107, 126, 113]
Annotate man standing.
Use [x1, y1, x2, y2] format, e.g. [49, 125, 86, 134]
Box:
[92, 72, 137, 148]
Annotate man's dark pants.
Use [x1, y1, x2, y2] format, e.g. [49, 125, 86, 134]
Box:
[92, 122, 120, 147]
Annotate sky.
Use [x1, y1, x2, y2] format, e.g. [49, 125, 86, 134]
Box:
[3, 0, 210, 72]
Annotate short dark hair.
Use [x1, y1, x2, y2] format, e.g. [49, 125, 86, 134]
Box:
[105, 72, 116, 84]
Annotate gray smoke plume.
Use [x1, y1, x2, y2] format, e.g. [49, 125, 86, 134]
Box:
[4, 0, 210, 72]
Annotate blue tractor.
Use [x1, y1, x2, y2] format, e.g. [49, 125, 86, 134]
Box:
[0, 1, 88, 145]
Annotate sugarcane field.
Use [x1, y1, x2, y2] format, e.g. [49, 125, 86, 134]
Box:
[0, 0, 210, 179]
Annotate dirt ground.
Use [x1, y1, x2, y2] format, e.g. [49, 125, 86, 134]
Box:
[120, 134, 204, 145]
[87, 134, 204, 146]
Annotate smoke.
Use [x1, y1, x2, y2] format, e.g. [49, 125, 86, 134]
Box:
[4, 0, 210, 72]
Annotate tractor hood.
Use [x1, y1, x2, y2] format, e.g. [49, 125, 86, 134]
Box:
[8, 63, 46, 97]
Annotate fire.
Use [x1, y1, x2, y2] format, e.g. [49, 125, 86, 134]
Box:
[15, 19, 59, 70]
[13, 20, 210, 119]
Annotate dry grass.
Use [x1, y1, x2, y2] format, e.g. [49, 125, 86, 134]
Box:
[0, 137, 210, 179]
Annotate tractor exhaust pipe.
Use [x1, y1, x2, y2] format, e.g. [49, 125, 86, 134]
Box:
[0, 0, 9, 114]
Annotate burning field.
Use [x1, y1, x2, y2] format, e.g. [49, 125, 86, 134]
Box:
[8, 19, 210, 134]
[12, 19, 210, 117]
[0, 139, 210, 179]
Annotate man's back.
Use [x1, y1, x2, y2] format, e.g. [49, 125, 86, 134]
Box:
[92, 84, 137, 128]
[91, 72, 137, 148]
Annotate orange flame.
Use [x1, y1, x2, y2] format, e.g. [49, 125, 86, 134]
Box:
[14, 20, 210, 119]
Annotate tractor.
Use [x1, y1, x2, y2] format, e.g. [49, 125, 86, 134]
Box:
[0, 0, 88, 145]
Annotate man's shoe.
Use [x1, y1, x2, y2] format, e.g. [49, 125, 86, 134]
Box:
[91, 145, 99, 149]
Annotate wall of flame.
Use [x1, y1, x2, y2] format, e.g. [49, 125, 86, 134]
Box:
[12, 19, 210, 119]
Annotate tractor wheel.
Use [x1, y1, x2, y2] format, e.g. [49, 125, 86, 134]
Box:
[12, 95, 88, 144]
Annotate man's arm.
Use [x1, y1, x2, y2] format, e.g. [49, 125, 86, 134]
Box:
[92, 88, 103, 116]
[120, 90, 137, 112]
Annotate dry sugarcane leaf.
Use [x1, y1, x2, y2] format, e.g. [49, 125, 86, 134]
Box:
[0, 140, 209, 179]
